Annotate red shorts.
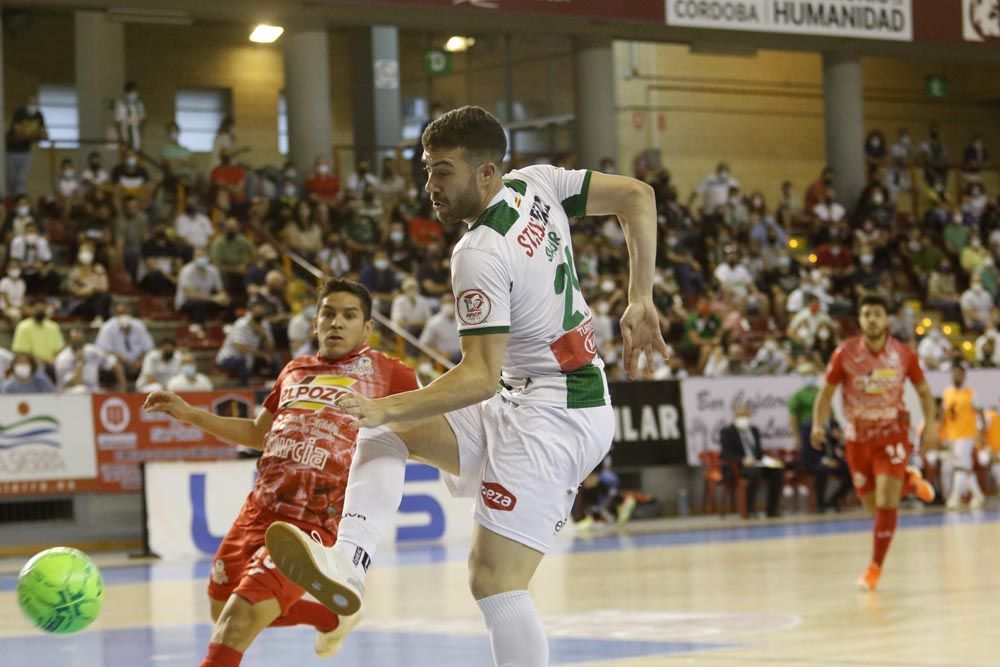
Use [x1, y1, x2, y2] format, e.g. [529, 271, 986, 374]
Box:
[207, 494, 335, 615]
[845, 433, 911, 496]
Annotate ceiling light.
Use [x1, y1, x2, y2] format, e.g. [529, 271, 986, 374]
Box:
[250, 24, 284, 43]
[445, 36, 476, 52]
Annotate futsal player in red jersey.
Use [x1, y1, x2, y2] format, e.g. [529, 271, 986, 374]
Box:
[143, 278, 418, 666]
[811, 294, 937, 591]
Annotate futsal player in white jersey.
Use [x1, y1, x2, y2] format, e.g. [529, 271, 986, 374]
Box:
[266, 106, 668, 666]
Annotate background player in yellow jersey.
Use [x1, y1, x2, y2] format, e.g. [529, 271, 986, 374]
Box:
[982, 404, 1000, 494]
[941, 364, 986, 509]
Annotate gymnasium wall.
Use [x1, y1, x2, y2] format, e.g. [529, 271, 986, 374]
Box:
[615, 41, 1000, 200]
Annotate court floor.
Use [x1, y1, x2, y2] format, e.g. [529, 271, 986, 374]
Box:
[1, 508, 997, 667]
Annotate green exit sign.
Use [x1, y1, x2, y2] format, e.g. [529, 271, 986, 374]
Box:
[423, 50, 452, 76]
[925, 76, 947, 99]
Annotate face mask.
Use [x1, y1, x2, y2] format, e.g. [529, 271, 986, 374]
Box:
[818, 328, 831, 340]
[169, 131, 179, 142]
[317, 164, 330, 175]
[390, 231, 405, 243]
[374, 258, 390, 271]
[126, 90, 139, 102]
[777, 257, 791, 269]
[900, 135, 911, 147]
[601, 279, 616, 293]
[8, 269, 21, 279]
[26, 105, 38, 114]
[734, 417, 751, 430]
[16, 205, 29, 217]
[284, 186, 297, 197]
[62, 169, 74, 179]
[861, 254, 874, 266]
[79, 251, 94, 265]
[125, 157, 137, 168]
[195, 256, 210, 268]
[181, 364, 196, 377]
[872, 193, 884, 205]
[908, 241, 921, 252]
[162, 350, 174, 362]
[973, 283, 984, 292]
[719, 170, 729, 179]
[284, 169, 297, 179]
[595, 301, 611, 316]
[13, 363, 32, 380]
[803, 375, 817, 388]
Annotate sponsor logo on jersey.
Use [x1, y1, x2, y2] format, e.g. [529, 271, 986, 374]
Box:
[458, 288, 492, 325]
[279, 375, 358, 411]
[853, 368, 898, 394]
[211, 559, 229, 585]
[481, 481, 517, 511]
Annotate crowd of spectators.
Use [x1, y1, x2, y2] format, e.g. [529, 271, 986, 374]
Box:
[4, 86, 1000, 395]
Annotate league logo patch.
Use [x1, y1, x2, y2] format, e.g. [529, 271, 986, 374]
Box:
[458, 289, 492, 326]
[211, 559, 229, 585]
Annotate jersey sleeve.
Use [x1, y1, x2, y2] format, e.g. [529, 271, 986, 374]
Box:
[389, 360, 419, 394]
[515, 165, 592, 219]
[905, 346, 926, 385]
[451, 247, 511, 337]
[262, 362, 292, 414]
[825, 344, 845, 385]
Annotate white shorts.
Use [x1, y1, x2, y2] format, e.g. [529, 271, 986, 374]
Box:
[949, 438, 976, 469]
[443, 394, 614, 553]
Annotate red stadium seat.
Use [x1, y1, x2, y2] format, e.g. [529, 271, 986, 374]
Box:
[699, 450, 748, 518]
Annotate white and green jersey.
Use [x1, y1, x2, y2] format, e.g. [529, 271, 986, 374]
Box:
[451, 165, 609, 409]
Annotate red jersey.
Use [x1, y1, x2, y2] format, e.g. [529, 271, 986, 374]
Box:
[825, 335, 924, 442]
[254, 346, 417, 531]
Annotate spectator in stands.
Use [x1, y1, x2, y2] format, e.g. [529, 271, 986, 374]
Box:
[854, 178, 894, 228]
[962, 133, 988, 184]
[359, 249, 400, 316]
[255, 270, 291, 349]
[283, 201, 324, 262]
[3, 352, 54, 394]
[12, 301, 64, 370]
[960, 234, 991, 278]
[357, 185, 385, 227]
[690, 161, 738, 219]
[917, 327, 954, 371]
[111, 149, 152, 211]
[116, 195, 149, 280]
[943, 211, 972, 258]
[812, 321, 838, 363]
[961, 274, 994, 332]
[243, 243, 279, 292]
[55, 328, 124, 393]
[903, 231, 944, 280]
[95, 301, 155, 381]
[391, 276, 432, 340]
[175, 198, 215, 260]
[304, 156, 341, 207]
[5, 94, 47, 197]
[0, 259, 26, 323]
[215, 298, 277, 385]
[720, 404, 783, 518]
[853, 218, 885, 257]
[378, 156, 407, 210]
[814, 229, 854, 291]
[76, 200, 116, 267]
[385, 220, 418, 274]
[80, 151, 109, 192]
[419, 293, 460, 364]
[804, 166, 834, 216]
[136, 339, 183, 393]
[346, 159, 380, 199]
[166, 351, 214, 392]
[317, 233, 351, 278]
[851, 245, 882, 301]
[114, 81, 146, 150]
[721, 186, 749, 230]
[65, 242, 112, 325]
[54, 158, 82, 212]
[10, 220, 58, 295]
[748, 196, 786, 249]
[974, 320, 1000, 367]
[713, 247, 766, 314]
[212, 116, 248, 166]
[766, 255, 800, 316]
[160, 121, 194, 188]
[682, 297, 723, 371]
[211, 150, 249, 215]
[4, 194, 40, 240]
[812, 187, 847, 228]
[775, 180, 804, 229]
[803, 418, 852, 513]
[927, 257, 963, 323]
[967, 183, 991, 226]
[980, 256, 999, 297]
[704, 342, 746, 377]
[919, 127, 949, 185]
[786, 294, 834, 353]
[416, 242, 451, 298]
[864, 129, 887, 166]
[175, 248, 230, 324]
[663, 228, 704, 295]
[748, 335, 790, 375]
[287, 304, 316, 355]
[140, 222, 183, 295]
[210, 218, 256, 302]
[885, 128, 912, 201]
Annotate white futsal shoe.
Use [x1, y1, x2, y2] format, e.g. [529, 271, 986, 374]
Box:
[314, 604, 364, 658]
[265, 521, 366, 616]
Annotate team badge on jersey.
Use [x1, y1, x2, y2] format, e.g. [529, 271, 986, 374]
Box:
[278, 375, 358, 411]
[458, 289, 492, 325]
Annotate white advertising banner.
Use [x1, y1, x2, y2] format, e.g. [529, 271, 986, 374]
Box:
[146, 460, 476, 560]
[666, 0, 913, 42]
[0, 394, 97, 494]
[681, 375, 802, 466]
[962, 0, 1000, 43]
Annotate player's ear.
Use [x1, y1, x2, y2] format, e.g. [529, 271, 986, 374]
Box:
[481, 161, 496, 183]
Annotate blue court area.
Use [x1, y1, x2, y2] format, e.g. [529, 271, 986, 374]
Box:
[2, 509, 997, 667]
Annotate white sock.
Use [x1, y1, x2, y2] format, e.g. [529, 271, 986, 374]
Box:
[991, 463, 1000, 490]
[967, 470, 985, 501]
[477, 591, 549, 667]
[333, 425, 408, 581]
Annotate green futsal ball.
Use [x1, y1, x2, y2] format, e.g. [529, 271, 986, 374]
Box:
[17, 547, 104, 634]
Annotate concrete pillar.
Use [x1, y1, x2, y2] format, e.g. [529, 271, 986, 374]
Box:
[573, 36, 617, 171]
[0, 12, 6, 192]
[74, 11, 125, 160]
[283, 30, 333, 174]
[350, 26, 401, 168]
[822, 52, 866, 207]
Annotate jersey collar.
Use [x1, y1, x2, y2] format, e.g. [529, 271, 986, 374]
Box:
[317, 344, 370, 365]
[468, 180, 516, 230]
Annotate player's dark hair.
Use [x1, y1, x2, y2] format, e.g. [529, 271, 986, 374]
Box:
[316, 277, 373, 321]
[422, 105, 507, 168]
[858, 294, 890, 314]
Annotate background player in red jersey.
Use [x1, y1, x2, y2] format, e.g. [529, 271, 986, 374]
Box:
[811, 294, 937, 592]
[143, 278, 418, 667]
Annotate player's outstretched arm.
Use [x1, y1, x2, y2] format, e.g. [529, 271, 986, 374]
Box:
[914, 380, 938, 451]
[336, 332, 506, 428]
[810, 382, 837, 448]
[142, 390, 274, 450]
[585, 172, 669, 378]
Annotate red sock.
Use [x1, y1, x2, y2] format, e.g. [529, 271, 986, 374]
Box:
[899, 474, 914, 498]
[199, 643, 243, 667]
[269, 600, 339, 633]
[871, 508, 898, 567]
